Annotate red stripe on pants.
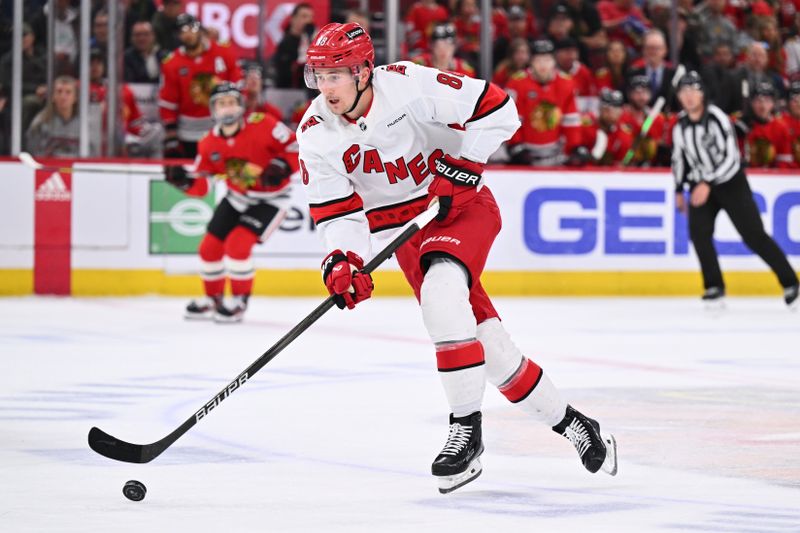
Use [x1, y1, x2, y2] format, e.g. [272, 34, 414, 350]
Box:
[498, 358, 543, 403]
[436, 340, 485, 372]
[34, 170, 71, 295]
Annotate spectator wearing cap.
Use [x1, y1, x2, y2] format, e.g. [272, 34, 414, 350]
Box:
[0, 23, 48, 133]
[554, 37, 595, 99]
[582, 88, 634, 165]
[620, 74, 668, 165]
[505, 39, 585, 166]
[785, 13, 800, 80]
[493, 38, 531, 88]
[745, 81, 796, 168]
[596, 0, 650, 52]
[411, 23, 476, 77]
[242, 63, 284, 122]
[273, 3, 315, 89]
[778, 81, 800, 166]
[559, 0, 607, 67]
[628, 29, 677, 108]
[595, 39, 630, 93]
[493, 5, 533, 69]
[545, 5, 574, 43]
[696, 0, 751, 61]
[124, 20, 167, 83]
[404, 0, 449, 57]
[152, 0, 184, 53]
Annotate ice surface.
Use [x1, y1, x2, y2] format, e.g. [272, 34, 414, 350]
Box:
[1, 295, 798, 532]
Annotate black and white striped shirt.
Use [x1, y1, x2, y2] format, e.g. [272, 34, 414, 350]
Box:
[671, 104, 741, 188]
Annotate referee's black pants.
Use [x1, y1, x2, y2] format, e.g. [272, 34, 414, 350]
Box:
[688, 171, 798, 291]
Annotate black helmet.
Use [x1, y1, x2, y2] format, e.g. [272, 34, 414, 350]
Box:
[789, 80, 800, 97]
[599, 88, 624, 107]
[628, 74, 651, 91]
[209, 82, 244, 126]
[677, 70, 704, 92]
[175, 13, 200, 32]
[531, 39, 555, 56]
[752, 81, 776, 98]
[430, 23, 456, 42]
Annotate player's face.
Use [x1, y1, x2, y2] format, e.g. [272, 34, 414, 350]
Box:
[752, 95, 774, 119]
[678, 86, 703, 112]
[629, 87, 651, 108]
[213, 94, 243, 123]
[431, 39, 455, 61]
[314, 67, 359, 114]
[789, 95, 800, 117]
[531, 54, 555, 81]
[179, 26, 201, 48]
[600, 105, 622, 124]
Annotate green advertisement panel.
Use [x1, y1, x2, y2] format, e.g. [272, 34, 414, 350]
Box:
[149, 181, 215, 254]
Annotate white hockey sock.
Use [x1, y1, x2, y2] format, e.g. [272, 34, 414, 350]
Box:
[422, 259, 485, 417]
[477, 318, 566, 426]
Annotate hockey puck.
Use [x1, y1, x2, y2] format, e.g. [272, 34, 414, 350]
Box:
[122, 480, 147, 501]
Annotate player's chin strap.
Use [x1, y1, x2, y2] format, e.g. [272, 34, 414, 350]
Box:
[345, 68, 373, 115]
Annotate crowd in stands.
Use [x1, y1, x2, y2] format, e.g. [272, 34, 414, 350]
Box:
[1, 0, 800, 168]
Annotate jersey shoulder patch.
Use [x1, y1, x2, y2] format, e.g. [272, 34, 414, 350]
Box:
[385, 63, 411, 74]
[247, 112, 266, 124]
[300, 114, 324, 133]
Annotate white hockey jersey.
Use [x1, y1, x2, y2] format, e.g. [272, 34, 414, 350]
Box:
[296, 61, 520, 259]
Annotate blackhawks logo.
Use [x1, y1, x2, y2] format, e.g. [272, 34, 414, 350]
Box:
[749, 137, 776, 166]
[224, 158, 263, 189]
[529, 101, 562, 132]
[634, 137, 657, 164]
[189, 73, 220, 107]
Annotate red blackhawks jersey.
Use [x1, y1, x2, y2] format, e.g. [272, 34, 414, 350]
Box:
[746, 117, 796, 168]
[185, 112, 299, 207]
[619, 107, 666, 165]
[505, 71, 581, 163]
[296, 61, 519, 260]
[582, 115, 634, 165]
[158, 41, 243, 142]
[778, 113, 800, 166]
[410, 53, 476, 77]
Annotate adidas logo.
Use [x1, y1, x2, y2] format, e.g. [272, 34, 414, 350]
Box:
[35, 172, 71, 201]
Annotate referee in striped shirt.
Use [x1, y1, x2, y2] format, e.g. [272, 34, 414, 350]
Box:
[672, 71, 799, 308]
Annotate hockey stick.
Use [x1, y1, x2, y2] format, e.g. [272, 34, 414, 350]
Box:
[88, 200, 440, 463]
[19, 152, 166, 176]
[622, 64, 686, 166]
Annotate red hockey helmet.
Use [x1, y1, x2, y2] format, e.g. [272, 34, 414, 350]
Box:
[304, 23, 375, 89]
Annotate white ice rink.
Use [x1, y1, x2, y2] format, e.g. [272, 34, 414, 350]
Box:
[1, 295, 799, 532]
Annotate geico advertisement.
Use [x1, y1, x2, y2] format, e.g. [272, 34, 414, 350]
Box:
[485, 171, 800, 271]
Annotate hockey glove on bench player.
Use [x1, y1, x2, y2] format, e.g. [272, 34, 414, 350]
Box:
[165, 165, 193, 192]
[260, 157, 292, 186]
[322, 250, 374, 310]
[428, 155, 482, 224]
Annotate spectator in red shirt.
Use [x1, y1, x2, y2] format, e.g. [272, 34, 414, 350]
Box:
[411, 23, 476, 77]
[493, 5, 532, 67]
[242, 63, 284, 122]
[596, 0, 650, 52]
[453, 0, 483, 66]
[778, 80, 800, 166]
[746, 81, 796, 168]
[493, 38, 532, 88]
[404, 0, 449, 57]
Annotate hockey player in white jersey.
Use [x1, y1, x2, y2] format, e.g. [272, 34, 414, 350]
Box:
[297, 22, 618, 493]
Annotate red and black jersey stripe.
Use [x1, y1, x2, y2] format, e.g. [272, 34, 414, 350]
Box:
[308, 192, 364, 225]
[365, 195, 428, 233]
[466, 81, 510, 125]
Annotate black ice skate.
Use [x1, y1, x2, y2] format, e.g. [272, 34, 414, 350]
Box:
[213, 295, 249, 324]
[701, 287, 726, 310]
[184, 295, 223, 320]
[552, 405, 617, 476]
[784, 284, 799, 310]
[432, 411, 484, 494]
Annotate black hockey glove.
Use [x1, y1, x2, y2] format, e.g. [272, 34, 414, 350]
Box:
[163, 123, 183, 159]
[165, 165, 193, 192]
[260, 158, 292, 186]
[566, 146, 590, 167]
[507, 144, 534, 166]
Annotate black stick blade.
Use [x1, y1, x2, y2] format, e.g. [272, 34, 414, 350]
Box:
[88, 427, 151, 464]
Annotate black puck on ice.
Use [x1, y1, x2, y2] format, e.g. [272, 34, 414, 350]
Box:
[123, 480, 147, 501]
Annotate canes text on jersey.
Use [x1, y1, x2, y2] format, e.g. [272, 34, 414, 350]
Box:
[343, 145, 445, 186]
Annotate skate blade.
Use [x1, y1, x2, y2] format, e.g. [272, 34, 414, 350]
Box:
[436, 457, 482, 494]
[703, 299, 726, 312]
[213, 313, 244, 324]
[184, 312, 214, 320]
[600, 433, 618, 476]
